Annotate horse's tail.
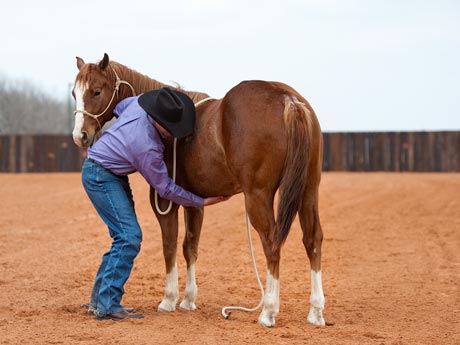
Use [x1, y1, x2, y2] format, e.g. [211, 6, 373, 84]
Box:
[273, 96, 312, 249]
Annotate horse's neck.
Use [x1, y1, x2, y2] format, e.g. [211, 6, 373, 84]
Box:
[111, 62, 165, 97]
[111, 62, 210, 103]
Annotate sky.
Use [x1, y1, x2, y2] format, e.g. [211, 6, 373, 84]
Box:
[1, 0, 459, 132]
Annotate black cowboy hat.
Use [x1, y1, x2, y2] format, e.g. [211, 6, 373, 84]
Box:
[138, 87, 196, 139]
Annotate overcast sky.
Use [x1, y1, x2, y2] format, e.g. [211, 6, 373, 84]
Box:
[1, 0, 459, 132]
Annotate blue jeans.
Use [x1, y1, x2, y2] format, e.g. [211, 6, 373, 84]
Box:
[82, 158, 142, 315]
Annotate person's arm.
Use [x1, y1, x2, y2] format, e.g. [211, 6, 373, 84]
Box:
[133, 146, 205, 208]
[126, 110, 228, 207]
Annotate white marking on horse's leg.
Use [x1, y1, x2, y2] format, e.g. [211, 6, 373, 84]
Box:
[72, 81, 86, 146]
[158, 263, 179, 312]
[258, 270, 280, 327]
[307, 270, 326, 326]
[179, 263, 198, 311]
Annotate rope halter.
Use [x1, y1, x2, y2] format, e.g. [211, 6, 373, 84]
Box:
[73, 69, 136, 129]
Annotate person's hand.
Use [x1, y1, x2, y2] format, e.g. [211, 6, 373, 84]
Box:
[203, 196, 231, 206]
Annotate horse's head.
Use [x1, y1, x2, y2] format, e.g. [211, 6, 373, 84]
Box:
[72, 53, 118, 148]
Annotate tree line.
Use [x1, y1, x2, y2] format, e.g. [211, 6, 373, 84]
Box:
[0, 76, 71, 134]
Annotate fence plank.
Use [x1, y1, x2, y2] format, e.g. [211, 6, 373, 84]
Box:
[322, 133, 330, 171]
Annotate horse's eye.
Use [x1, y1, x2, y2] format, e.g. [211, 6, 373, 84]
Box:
[94, 90, 101, 97]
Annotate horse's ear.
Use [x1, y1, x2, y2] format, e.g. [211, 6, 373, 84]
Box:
[99, 53, 110, 70]
[76, 57, 85, 70]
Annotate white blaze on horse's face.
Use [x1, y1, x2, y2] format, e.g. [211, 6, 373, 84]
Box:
[72, 80, 90, 148]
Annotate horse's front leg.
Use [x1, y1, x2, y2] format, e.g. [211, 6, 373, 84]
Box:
[179, 206, 204, 311]
[150, 188, 180, 312]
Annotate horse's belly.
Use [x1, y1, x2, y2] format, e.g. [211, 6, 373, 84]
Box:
[180, 156, 241, 198]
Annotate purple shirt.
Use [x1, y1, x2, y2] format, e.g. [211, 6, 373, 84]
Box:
[87, 95, 204, 208]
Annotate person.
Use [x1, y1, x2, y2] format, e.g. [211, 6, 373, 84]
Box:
[81, 87, 228, 321]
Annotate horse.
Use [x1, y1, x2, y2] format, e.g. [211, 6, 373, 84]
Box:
[72, 53, 326, 327]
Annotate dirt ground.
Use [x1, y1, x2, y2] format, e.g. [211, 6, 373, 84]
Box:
[0, 172, 459, 344]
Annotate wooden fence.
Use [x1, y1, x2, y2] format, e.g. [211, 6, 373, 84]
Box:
[322, 131, 459, 172]
[1, 131, 459, 173]
[0, 135, 86, 173]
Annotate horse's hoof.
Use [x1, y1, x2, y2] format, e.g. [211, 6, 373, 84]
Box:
[258, 311, 276, 328]
[307, 306, 326, 326]
[157, 299, 176, 312]
[179, 300, 196, 311]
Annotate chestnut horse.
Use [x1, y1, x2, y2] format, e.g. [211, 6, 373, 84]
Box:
[72, 54, 325, 327]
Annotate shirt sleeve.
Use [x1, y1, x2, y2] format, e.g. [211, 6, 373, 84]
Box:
[132, 145, 205, 208]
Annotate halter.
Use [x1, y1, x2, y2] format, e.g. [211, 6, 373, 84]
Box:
[73, 69, 136, 129]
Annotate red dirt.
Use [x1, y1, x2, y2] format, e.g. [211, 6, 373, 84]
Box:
[1, 172, 459, 344]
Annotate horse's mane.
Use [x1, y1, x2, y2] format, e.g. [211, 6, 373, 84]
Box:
[109, 61, 211, 103]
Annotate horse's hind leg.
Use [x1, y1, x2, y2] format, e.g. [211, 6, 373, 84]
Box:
[298, 187, 326, 326]
[179, 206, 204, 311]
[244, 190, 280, 327]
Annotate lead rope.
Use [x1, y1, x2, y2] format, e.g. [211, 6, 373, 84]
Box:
[154, 137, 177, 215]
[221, 212, 265, 319]
[154, 97, 214, 215]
